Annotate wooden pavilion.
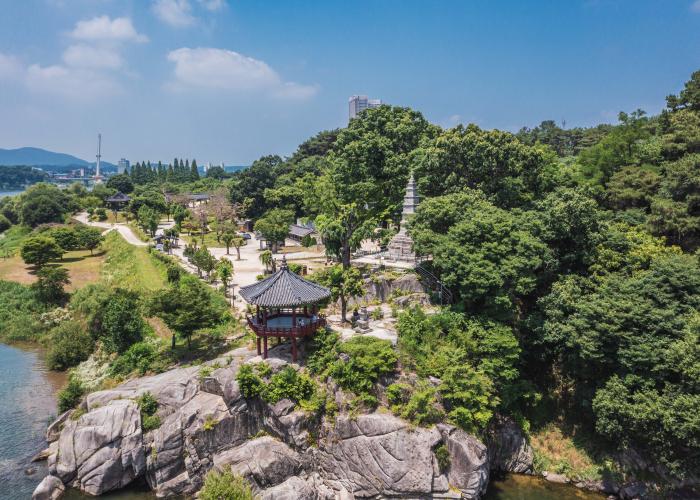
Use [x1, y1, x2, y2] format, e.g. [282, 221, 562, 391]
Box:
[106, 192, 131, 221]
[240, 256, 330, 361]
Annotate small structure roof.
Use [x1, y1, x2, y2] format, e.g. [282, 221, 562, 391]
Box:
[106, 192, 131, 203]
[239, 257, 330, 308]
[288, 224, 316, 238]
[188, 193, 210, 201]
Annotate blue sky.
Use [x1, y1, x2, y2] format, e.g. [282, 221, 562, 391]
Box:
[0, 0, 699, 165]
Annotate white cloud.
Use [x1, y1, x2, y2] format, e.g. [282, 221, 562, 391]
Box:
[25, 64, 121, 100]
[0, 52, 23, 80]
[166, 47, 318, 99]
[63, 44, 123, 69]
[197, 0, 226, 11]
[692, 0, 700, 13]
[153, 0, 196, 27]
[70, 16, 147, 43]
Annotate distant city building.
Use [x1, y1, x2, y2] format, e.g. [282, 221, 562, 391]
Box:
[349, 95, 382, 120]
[117, 158, 130, 175]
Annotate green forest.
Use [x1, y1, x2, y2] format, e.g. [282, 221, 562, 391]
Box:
[0, 165, 48, 190]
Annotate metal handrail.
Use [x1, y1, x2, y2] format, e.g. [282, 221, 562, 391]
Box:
[415, 263, 454, 305]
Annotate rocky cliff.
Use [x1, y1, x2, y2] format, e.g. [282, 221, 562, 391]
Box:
[34, 346, 533, 499]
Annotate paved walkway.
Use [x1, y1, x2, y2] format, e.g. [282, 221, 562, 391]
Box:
[74, 212, 150, 247]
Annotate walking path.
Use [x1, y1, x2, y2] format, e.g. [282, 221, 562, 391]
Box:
[74, 213, 150, 247]
[75, 212, 266, 306]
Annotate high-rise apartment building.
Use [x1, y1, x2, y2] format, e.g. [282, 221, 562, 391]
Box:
[117, 158, 130, 175]
[349, 95, 382, 120]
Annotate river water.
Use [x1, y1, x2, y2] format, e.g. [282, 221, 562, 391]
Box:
[0, 343, 601, 500]
[0, 190, 25, 199]
[0, 343, 66, 500]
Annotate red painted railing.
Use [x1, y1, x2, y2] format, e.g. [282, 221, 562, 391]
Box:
[246, 314, 326, 338]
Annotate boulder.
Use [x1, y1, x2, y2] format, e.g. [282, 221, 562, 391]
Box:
[213, 436, 306, 489]
[147, 392, 260, 496]
[544, 472, 569, 484]
[438, 424, 490, 499]
[52, 399, 145, 495]
[260, 476, 315, 500]
[46, 410, 73, 443]
[32, 475, 65, 500]
[263, 398, 316, 450]
[86, 366, 200, 416]
[318, 413, 441, 497]
[487, 417, 534, 474]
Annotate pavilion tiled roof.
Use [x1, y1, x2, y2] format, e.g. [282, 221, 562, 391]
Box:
[288, 224, 315, 238]
[106, 192, 131, 202]
[239, 257, 330, 307]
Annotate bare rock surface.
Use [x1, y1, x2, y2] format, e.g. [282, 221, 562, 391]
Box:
[54, 399, 145, 495]
[317, 413, 447, 497]
[439, 424, 490, 499]
[213, 436, 306, 489]
[41, 348, 499, 499]
[32, 475, 65, 500]
[486, 417, 534, 474]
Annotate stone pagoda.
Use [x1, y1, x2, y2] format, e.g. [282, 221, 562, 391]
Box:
[387, 173, 419, 262]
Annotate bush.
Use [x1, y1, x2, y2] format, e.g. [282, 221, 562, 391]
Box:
[330, 336, 397, 397]
[58, 376, 84, 413]
[200, 470, 254, 500]
[110, 341, 158, 376]
[0, 213, 11, 233]
[101, 289, 145, 353]
[389, 380, 445, 426]
[435, 444, 451, 472]
[136, 392, 161, 431]
[236, 364, 263, 398]
[262, 366, 316, 405]
[46, 320, 94, 370]
[306, 328, 340, 375]
[94, 207, 107, 221]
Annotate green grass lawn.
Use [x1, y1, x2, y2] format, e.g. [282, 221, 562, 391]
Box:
[127, 222, 151, 243]
[180, 230, 230, 249]
[101, 231, 167, 291]
[0, 225, 31, 257]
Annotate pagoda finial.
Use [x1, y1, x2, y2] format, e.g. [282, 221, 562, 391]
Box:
[280, 254, 288, 270]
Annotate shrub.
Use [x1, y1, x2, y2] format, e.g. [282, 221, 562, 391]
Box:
[94, 207, 107, 221]
[434, 444, 451, 472]
[306, 328, 340, 376]
[101, 289, 145, 353]
[200, 470, 254, 500]
[136, 392, 161, 431]
[110, 341, 159, 376]
[0, 213, 10, 233]
[330, 336, 397, 397]
[58, 376, 84, 413]
[46, 320, 94, 370]
[262, 366, 316, 405]
[395, 381, 444, 426]
[236, 364, 263, 398]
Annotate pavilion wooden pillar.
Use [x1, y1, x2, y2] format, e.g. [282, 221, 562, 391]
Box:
[256, 337, 261, 355]
[291, 336, 297, 362]
[263, 336, 268, 358]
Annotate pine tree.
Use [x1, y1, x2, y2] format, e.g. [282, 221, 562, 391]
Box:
[190, 159, 200, 181]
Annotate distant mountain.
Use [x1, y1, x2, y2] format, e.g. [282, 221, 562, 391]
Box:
[0, 147, 116, 171]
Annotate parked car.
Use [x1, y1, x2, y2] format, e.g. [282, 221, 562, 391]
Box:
[238, 232, 252, 240]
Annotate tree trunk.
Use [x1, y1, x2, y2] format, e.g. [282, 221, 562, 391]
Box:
[226, 244, 230, 255]
[236, 247, 241, 260]
[171, 334, 176, 349]
[340, 295, 347, 323]
[341, 240, 351, 269]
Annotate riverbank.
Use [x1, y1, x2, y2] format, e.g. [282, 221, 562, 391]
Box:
[0, 343, 67, 500]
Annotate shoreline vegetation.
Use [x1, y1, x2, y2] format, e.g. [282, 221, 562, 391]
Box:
[1, 69, 700, 499]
